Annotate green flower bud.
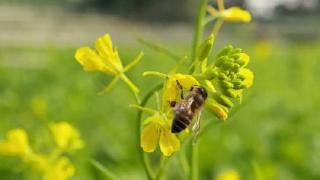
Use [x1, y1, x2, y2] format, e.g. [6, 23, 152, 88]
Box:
[221, 80, 234, 89]
[231, 48, 242, 54]
[218, 72, 228, 80]
[198, 34, 215, 62]
[205, 68, 218, 80]
[215, 56, 228, 67]
[233, 83, 246, 90]
[221, 61, 234, 70]
[232, 63, 241, 71]
[216, 45, 233, 58]
[213, 93, 234, 108]
[224, 88, 242, 98]
[232, 79, 242, 86]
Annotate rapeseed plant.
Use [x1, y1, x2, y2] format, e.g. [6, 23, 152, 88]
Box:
[74, 0, 254, 179]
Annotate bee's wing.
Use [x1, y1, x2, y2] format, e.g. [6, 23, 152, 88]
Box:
[192, 112, 201, 144]
[186, 95, 195, 109]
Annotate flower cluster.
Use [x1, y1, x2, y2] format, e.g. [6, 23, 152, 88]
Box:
[197, 45, 254, 120]
[0, 122, 83, 180]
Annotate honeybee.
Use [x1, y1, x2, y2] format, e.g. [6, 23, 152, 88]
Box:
[170, 81, 208, 133]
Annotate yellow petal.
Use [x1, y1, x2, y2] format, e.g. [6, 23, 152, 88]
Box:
[159, 127, 180, 156]
[0, 128, 32, 158]
[75, 47, 115, 74]
[206, 98, 228, 121]
[221, 7, 251, 23]
[239, 68, 254, 88]
[141, 122, 159, 153]
[44, 157, 75, 180]
[162, 73, 199, 108]
[238, 53, 250, 67]
[50, 122, 84, 151]
[95, 34, 123, 71]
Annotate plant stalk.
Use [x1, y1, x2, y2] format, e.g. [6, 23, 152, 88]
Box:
[190, 143, 199, 180]
[189, 0, 208, 179]
[136, 84, 163, 180]
[191, 0, 208, 64]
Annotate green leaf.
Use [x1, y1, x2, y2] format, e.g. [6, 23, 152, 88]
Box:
[89, 159, 119, 180]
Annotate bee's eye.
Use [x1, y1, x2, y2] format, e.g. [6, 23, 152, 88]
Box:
[197, 87, 208, 98]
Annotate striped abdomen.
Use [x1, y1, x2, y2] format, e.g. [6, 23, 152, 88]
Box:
[171, 111, 193, 133]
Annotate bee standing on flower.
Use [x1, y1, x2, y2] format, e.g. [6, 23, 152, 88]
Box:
[171, 81, 208, 134]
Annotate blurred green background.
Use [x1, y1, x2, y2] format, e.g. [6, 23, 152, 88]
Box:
[0, 0, 320, 179]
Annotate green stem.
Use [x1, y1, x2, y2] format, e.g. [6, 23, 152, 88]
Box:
[137, 38, 181, 61]
[179, 149, 190, 177]
[189, 0, 208, 179]
[136, 84, 163, 180]
[190, 143, 199, 180]
[191, 0, 208, 66]
[155, 156, 168, 180]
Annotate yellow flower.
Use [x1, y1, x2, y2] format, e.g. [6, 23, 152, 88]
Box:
[50, 122, 84, 151]
[221, 7, 251, 23]
[75, 33, 143, 93]
[162, 73, 199, 109]
[207, 6, 251, 23]
[141, 114, 180, 156]
[43, 157, 75, 180]
[239, 68, 254, 88]
[29, 154, 75, 180]
[217, 169, 240, 180]
[206, 98, 228, 121]
[0, 128, 32, 159]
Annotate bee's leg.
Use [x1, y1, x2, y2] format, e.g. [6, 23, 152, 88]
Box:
[190, 84, 199, 92]
[176, 80, 184, 99]
[168, 101, 176, 108]
[192, 112, 201, 144]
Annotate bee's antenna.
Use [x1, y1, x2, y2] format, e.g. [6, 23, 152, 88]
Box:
[176, 80, 184, 99]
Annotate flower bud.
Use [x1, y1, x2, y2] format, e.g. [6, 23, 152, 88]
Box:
[235, 53, 250, 67]
[218, 72, 228, 80]
[216, 45, 233, 59]
[198, 34, 215, 62]
[213, 93, 234, 108]
[224, 88, 242, 98]
[206, 99, 228, 121]
[221, 80, 234, 89]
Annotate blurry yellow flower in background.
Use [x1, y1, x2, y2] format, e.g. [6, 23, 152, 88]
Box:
[50, 122, 84, 151]
[217, 169, 240, 180]
[220, 7, 251, 23]
[43, 157, 75, 180]
[141, 114, 180, 156]
[75, 33, 143, 94]
[0, 128, 32, 159]
[207, 5, 251, 23]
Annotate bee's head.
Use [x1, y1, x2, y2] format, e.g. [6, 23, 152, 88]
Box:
[196, 86, 208, 99]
